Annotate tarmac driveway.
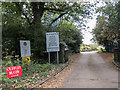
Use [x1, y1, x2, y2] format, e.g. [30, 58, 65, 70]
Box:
[63, 52, 118, 88]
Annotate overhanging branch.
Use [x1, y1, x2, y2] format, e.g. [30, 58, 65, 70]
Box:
[44, 3, 76, 12]
[15, 3, 31, 25]
[49, 12, 68, 26]
[44, 7, 66, 12]
[22, 13, 32, 25]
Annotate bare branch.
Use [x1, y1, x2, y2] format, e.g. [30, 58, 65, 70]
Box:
[15, 3, 32, 25]
[22, 13, 32, 25]
[49, 12, 68, 26]
[44, 7, 66, 12]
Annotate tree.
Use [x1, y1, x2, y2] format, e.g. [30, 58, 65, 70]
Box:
[2, 2, 93, 62]
[2, 2, 92, 26]
[93, 15, 114, 52]
[58, 21, 83, 53]
[93, 1, 120, 62]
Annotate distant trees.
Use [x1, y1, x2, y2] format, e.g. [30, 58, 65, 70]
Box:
[80, 44, 97, 52]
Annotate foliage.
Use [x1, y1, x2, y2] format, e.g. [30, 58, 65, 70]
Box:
[92, 1, 120, 52]
[97, 48, 106, 53]
[2, 56, 66, 88]
[92, 1, 120, 63]
[2, 2, 93, 62]
[2, 2, 93, 26]
[49, 21, 83, 53]
[80, 44, 97, 52]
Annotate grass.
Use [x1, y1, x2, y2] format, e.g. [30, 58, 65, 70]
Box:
[97, 48, 106, 52]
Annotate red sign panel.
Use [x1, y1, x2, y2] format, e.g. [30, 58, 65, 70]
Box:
[6, 65, 22, 78]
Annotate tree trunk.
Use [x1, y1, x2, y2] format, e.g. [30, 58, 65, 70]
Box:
[31, 2, 45, 26]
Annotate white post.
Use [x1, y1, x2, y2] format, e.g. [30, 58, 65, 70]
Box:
[57, 51, 59, 64]
[48, 52, 50, 64]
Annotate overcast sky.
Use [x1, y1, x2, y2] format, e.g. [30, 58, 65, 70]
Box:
[82, 15, 97, 45]
[82, 1, 106, 45]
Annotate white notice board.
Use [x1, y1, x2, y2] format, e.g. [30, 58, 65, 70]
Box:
[20, 40, 31, 57]
[46, 32, 60, 52]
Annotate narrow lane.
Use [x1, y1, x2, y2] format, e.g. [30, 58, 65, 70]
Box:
[63, 52, 118, 88]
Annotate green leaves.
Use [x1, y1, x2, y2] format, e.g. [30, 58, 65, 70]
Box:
[49, 21, 83, 53]
[2, 2, 93, 58]
[93, 1, 120, 52]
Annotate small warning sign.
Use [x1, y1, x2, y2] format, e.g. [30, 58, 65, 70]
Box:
[22, 56, 30, 64]
[6, 65, 22, 78]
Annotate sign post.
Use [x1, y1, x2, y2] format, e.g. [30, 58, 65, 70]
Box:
[57, 51, 59, 64]
[46, 32, 60, 64]
[48, 52, 50, 64]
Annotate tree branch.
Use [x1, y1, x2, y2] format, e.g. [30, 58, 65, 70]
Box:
[44, 3, 76, 12]
[22, 13, 32, 25]
[44, 7, 66, 12]
[15, 3, 32, 25]
[31, 2, 45, 24]
[47, 3, 77, 26]
[49, 12, 68, 26]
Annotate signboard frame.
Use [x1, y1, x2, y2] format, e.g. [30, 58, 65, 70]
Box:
[46, 32, 60, 52]
[46, 32, 60, 64]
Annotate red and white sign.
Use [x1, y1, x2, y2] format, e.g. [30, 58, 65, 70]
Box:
[6, 65, 22, 78]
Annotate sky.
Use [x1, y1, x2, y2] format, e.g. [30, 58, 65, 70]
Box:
[81, 1, 106, 45]
[82, 15, 97, 45]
